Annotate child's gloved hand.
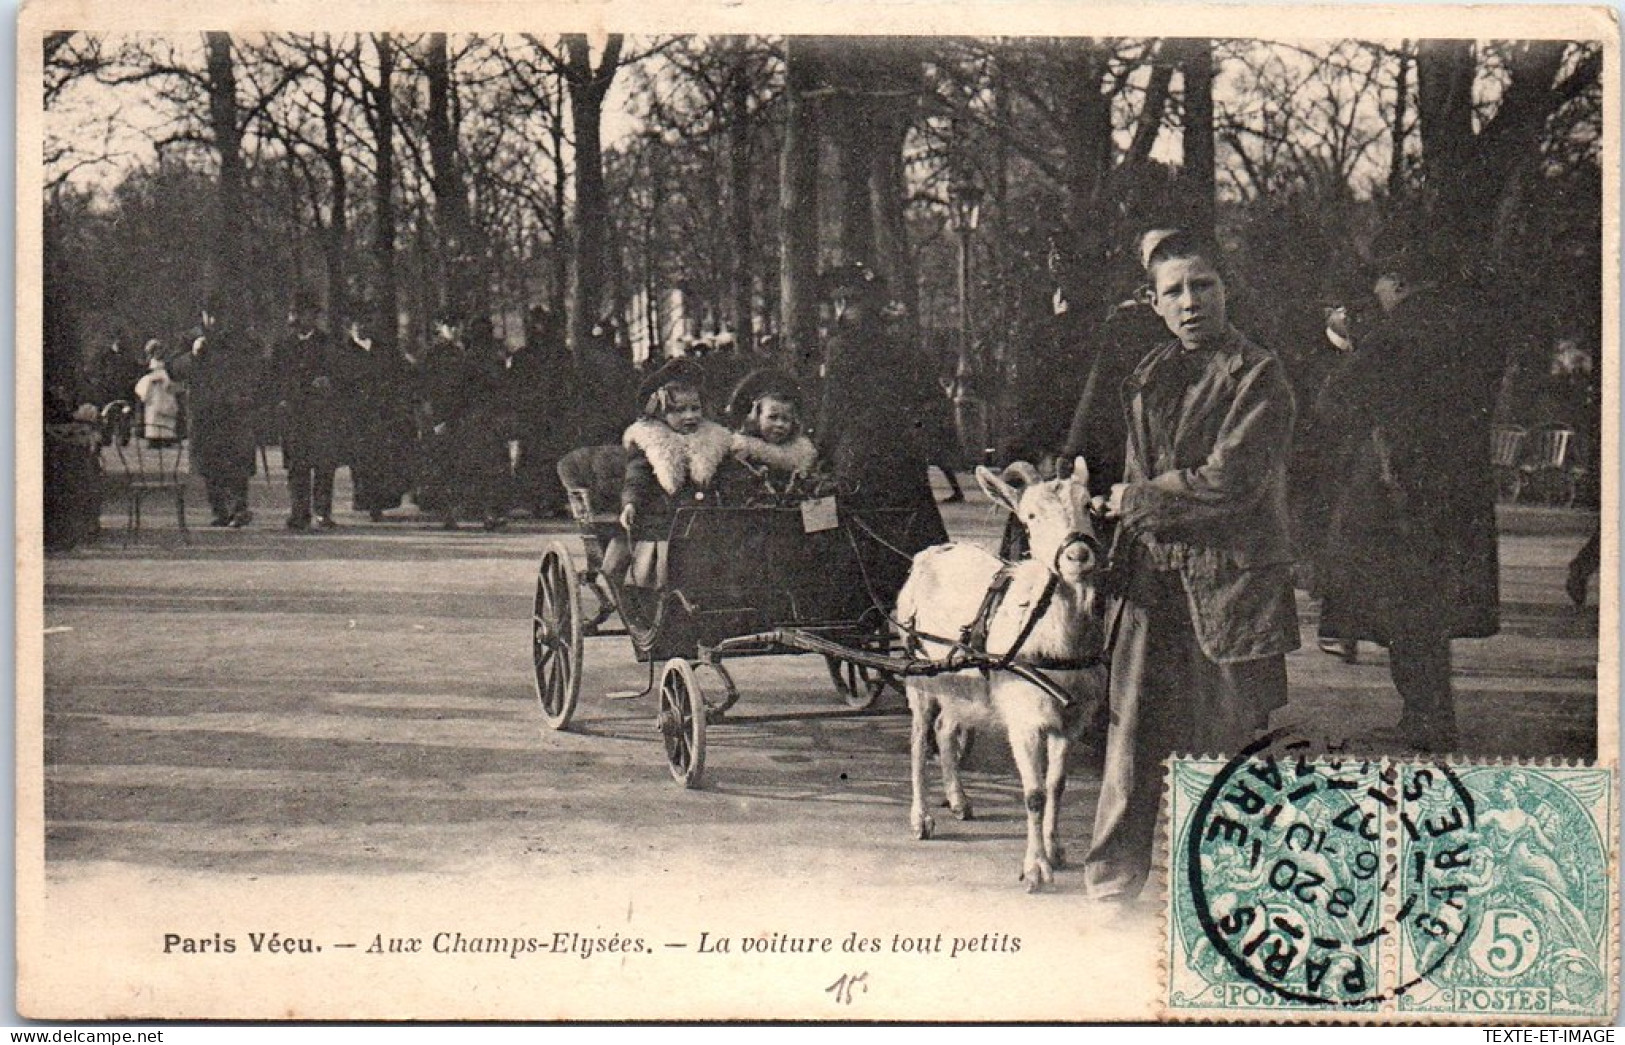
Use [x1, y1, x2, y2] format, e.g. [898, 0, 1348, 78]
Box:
[619, 504, 636, 532]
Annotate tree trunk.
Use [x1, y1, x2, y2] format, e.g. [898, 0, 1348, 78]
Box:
[204, 32, 248, 320]
[370, 33, 398, 346]
[833, 106, 875, 267]
[320, 41, 348, 324]
[550, 69, 569, 320]
[563, 33, 624, 362]
[426, 33, 475, 322]
[1388, 41, 1410, 198]
[1178, 37, 1216, 237]
[726, 39, 755, 351]
[871, 94, 918, 346]
[778, 36, 821, 375]
[1416, 37, 1476, 241]
[1056, 40, 1113, 315]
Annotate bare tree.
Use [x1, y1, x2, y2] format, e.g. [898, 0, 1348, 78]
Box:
[1175, 38, 1215, 235]
[1416, 39, 1601, 263]
[204, 33, 251, 316]
[424, 33, 478, 321]
[775, 38, 823, 375]
[361, 33, 399, 343]
[560, 33, 625, 359]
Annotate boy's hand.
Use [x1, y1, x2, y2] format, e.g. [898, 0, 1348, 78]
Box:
[619, 504, 635, 531]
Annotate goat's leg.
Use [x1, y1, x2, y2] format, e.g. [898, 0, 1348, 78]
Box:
[934, 713, 973, 821]
[1009, 726, 1052, 890]
[907, 689, 936, 841]
[1043, 731, 1070, 870]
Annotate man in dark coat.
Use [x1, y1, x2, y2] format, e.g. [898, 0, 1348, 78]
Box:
[177, 309, 261, 527]
[274, 301, 349, 530]
[814, 262, 949, 560]
[88, 333, 145, 409]
[1309, 249, 1502, 751]
[509, 306, 571, 517]
[1085, 232, 1300, 901]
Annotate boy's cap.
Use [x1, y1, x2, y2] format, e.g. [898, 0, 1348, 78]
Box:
[1138, 228, 1181, 271]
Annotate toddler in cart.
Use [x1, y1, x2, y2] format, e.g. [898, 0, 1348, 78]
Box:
[619, 358, 744, 605]
[723, 368, 821, 501]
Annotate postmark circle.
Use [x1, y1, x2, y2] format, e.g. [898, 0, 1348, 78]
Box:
[1184, 731, 1478, 1007]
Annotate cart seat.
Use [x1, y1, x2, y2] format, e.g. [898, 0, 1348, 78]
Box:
[558, 444, 628, 525]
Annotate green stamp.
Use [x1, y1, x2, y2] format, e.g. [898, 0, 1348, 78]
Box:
[1166, 736, 1616, 1021]
[1396, 766, 1614, 1018]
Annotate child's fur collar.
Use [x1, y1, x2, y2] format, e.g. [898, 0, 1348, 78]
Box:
[623, 417, 735, 494]
[732, 432, 818, 475]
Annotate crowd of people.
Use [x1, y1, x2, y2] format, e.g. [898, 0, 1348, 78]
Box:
[62, 273, 972, 542]
[67, 302, 632, 532]
[46, 223, 1596, 906]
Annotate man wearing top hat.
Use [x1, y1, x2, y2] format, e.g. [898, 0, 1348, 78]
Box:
[274, 296, 349, 530]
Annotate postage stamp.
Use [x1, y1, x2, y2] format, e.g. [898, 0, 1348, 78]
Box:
[1166, 737, 1617, 1022]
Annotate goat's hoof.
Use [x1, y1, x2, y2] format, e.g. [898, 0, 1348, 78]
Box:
[1048, 844, 1067, 869]
[1020, 861, 1054, 892]
[912, 814, 936, 841]
[950, 800, 974, 821]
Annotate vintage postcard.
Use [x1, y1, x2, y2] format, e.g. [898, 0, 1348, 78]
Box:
[17, 0, 1618, 1023]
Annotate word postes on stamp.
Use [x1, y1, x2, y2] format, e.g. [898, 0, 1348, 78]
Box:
[1165, 738, 1615, 1022]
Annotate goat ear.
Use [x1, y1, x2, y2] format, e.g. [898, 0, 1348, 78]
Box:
[1069, 456, 1090, 489]
[975, 466, 1023, 514]
[1001, 460, 1041, 488]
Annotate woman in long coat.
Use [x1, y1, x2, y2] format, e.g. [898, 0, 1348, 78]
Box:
[1311, 270, 1501, 750]
[814, 264, 948, 549]
[345, 318, 416, 520]
[416, 320, 510, 530]
[176, 314, 262, 527]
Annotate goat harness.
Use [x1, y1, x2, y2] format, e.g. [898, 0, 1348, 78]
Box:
[901, 530, 1106, 707]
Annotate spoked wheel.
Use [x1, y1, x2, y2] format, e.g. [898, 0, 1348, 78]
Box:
[658, 659, 707, 788]
[825, 656, 897, 710]
[532, 542, 584, 730]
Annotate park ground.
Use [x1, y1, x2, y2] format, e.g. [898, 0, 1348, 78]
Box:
[22, 455, 1608, 1020]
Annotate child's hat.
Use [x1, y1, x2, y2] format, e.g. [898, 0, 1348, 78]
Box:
[726, 368, 802, 425]
[637, 355, 707, 403]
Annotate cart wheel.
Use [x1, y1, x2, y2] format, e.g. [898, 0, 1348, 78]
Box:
[658, 659, 707, 788]
[826, 656, 894, 710]
[532, 542, 584, 730]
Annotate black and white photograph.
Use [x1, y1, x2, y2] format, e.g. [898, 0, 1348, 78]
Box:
[18, 0, 1617, 1023]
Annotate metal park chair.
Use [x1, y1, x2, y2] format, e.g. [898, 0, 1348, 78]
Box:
[1490, 425, 1527, 502]
[101, 400, 190, 542]
[1516, 422, 1581, 509]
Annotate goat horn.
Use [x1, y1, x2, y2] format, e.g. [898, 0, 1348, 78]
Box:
[1001, 461, 1041, 488]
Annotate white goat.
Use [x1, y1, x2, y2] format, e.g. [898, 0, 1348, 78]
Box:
[895, 457, 1108, 890]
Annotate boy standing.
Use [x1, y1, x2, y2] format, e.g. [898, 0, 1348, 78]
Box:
[1085, 231, 1300, 901]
